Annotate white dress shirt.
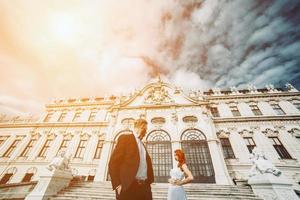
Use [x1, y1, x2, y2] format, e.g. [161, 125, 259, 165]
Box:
[133, 132, 148, 180]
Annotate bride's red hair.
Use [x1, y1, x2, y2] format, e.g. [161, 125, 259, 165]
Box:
[175, 149, 186, 168]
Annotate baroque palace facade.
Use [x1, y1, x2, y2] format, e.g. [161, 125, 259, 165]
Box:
[0, 78, 300, 190]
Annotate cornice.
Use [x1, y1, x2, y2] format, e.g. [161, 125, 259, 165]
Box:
[111, 102, 209, 110]
[0, 121, 109, 129]
[45, 102, 113, 109]
[206, 91, 300, 101]
[213, 115, 300, 124]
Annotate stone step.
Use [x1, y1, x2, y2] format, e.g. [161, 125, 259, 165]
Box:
[49, 182, 262, 200]
[72, 184, 252, 190]
[60, 189, 257, 196]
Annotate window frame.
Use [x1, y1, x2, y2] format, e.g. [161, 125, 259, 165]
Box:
[219, 138, 235, 159]
[74, 139, 88, 158]
[38, 139, 53, 158]
[268, 137, 292, 159]
[243, 137, 256, 153]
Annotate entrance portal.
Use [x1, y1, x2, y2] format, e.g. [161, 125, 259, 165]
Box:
[181, 129, 215, 183]
[146, 130, 172, 183]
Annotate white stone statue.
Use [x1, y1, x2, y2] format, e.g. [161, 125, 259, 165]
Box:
[285, 83, 298, 92]
[265, 84, 277, 92]
[249, 147, 281, 177]
[47, 151, 71, 171]
[247, 84, 258, 93]
[212, 87, 221, 95]
[230, 86, 240, 94]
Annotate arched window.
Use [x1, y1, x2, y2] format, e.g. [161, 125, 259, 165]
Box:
[0, 167, 17, 184]
[181, 129, 215, 183]
[146, 130, 172, 183]
[21, 167, 37, 182]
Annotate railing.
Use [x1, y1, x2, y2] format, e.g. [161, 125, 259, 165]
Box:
[0, 181, 37, 199]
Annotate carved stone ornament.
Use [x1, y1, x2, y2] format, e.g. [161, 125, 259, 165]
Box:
[249, 147, 281, 177]
[217, 130, 230, 138]
[288, 128, 300, 137]
[262, 128, 279, 137]
[144, 85, 172, 105]
[238, 129, 253, 137]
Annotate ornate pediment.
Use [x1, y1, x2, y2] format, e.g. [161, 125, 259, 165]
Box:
[118, 76, 201, 108]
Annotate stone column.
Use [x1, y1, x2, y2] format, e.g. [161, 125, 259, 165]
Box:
[228, 128, 250, 163]
[252, 127, 278, 163]
[207, 138, 233, 185]
[257, 101, 276, 116]
[28, 132, 48, 160]
[218, 103, 233, 117]
[288, 128, 300, 160]
[238, 102, 254, 117]
[206, 117, 232, 185]
[94, 139, 113, 181]
[66, 131, 81, 157]
[83, 132, 97, 163]
[46, 131, 64, 160]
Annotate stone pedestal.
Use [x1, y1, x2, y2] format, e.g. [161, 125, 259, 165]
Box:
[25, 169, 73, 200]
[248, 173, 298, 200]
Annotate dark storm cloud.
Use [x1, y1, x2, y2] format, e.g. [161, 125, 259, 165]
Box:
[157, 0, 300, 89]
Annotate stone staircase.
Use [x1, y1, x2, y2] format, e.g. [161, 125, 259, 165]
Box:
[49, 181, 263, 200]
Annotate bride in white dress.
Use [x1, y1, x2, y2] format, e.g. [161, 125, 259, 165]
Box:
[168, 149, 194, 200]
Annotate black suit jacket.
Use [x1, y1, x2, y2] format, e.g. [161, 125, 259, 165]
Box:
[108, 133, 154, 192]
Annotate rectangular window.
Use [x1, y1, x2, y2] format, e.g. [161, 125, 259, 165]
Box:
[94, 139, 104, 159]
[38, 139, 53, 157]
[230, 106, 241, 117]
[44, 112, 54, 122]
[2, 138, 21, 157]
[74, 140, 87, 158]
[243, 137, 256, 153]
[58, 112, 67, 122]
[88, 110, 97, 121]
[57, 139, 70, 155]
[20, 139, 37, 157]
[271, 104, 285, 115]
[269, 137, 292, 159]
[250, 105, 262, 116]
[0, 173, 13, 184]
[210, 107, 220, 117]
[220, 138, 235, 159]
[293, 102, 300, 111]
[21, 173, 34, 182]
[72, 112, 81, 122]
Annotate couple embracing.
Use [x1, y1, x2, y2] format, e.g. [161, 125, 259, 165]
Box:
[109, 118, 194, 200]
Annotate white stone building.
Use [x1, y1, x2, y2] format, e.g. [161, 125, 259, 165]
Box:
[0, 78, 300, 191]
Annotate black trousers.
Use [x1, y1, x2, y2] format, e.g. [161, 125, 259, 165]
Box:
[116, 182, 152, 200]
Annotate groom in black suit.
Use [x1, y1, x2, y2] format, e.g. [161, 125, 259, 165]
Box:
[109, 118, 154, 200]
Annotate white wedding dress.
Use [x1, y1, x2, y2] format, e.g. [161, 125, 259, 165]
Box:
[167, 167, 187, 200]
